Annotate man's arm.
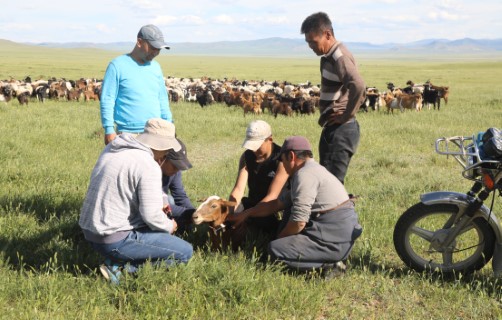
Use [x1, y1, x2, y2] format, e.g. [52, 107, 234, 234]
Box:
[228, 153, 248, 214]
[277, 220, 306, 239]
[331, 55, 365, 124]
[100, 63, 118, 144]
[260, 161, 289, 203]
[138, 165, 176, 234]
[226, 197, 285, 227]
[166, 172, 194, 210]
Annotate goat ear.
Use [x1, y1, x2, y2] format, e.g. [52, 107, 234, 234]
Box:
[221, 200, 237, 207]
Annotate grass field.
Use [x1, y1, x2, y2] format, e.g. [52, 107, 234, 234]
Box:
[1, 43, 502, 318]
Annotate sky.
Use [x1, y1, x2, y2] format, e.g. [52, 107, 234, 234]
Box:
[1, 0, 501, 45]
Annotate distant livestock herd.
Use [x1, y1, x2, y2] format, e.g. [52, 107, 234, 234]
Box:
[0, 76, 449, 116]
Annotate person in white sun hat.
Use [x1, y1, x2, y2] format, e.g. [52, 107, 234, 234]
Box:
[226, 120, 289, 240]
[79, 118, 193, 284]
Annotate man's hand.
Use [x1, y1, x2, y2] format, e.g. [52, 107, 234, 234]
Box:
[163, 204, 172, 217]
[170, 219, 178, 234]
[104, 133, 117, 145]
[225, 210, 249, 228]
[325, 109, 345, 126]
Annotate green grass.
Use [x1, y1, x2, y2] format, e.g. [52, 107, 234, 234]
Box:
[1, 45, 502, 318]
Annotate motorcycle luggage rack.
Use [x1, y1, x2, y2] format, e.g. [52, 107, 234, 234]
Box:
[435, 135, 501, 181]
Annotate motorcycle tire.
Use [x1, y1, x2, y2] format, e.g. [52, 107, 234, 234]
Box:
[393, 202, 495, 276]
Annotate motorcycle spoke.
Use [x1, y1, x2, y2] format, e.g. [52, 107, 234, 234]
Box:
[409, 225, 435, 242]
[457, 224, 475, 236]
[442, 213, 458, 229]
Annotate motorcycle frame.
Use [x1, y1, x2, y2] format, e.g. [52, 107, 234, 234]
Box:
[420, 191, 502, 277]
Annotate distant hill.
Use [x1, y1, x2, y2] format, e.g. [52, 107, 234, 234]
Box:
[7, 37, 502, 57]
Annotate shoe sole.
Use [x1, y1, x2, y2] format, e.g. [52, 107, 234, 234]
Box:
[99, 265, 120, 284]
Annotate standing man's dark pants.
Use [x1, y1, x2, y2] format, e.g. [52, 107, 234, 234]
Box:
[319, 119, 360, 184]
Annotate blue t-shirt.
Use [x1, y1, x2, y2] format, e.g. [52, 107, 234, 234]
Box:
[100, 54, 172, 134]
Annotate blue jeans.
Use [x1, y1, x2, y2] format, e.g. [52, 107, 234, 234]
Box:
[319, 119, 360, 184]
[90, 228, 193, 272]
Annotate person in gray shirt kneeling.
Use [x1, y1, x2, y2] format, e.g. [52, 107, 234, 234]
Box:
[232, 135, 362, 277]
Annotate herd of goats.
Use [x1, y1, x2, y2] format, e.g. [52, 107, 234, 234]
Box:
[0, 76, 450, 116]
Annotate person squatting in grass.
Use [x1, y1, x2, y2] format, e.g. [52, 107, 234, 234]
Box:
[79, 119, 193, 284]
[100, 24, 172, 146]
[301, 12, 366, 185]
[160, 138, 196, 234]
[225, 120, 289, 240]
[231, 136, 362, 276]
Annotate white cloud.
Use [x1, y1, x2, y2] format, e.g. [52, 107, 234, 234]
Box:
[153, 16, 179, 25]
[125, 0, 162, 10]
[96, 24, 114, 34]
[214, 15, 235, 25]
[0, 0, 500, 44]
[3, 23, 33, 31]
[182, 15, 205, 25]
[265, 16, 289, 25]
[427, 11, 461, 21]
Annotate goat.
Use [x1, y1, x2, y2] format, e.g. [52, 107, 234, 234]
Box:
[196, 88, 214, 108]
[192, 196, 246, 251]
[423, 84, 441, 110]
[17, 92, 30, 106]
[273, 101, 293, 118]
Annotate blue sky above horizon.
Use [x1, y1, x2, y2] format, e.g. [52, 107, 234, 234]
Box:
[1, 0, 501, 45]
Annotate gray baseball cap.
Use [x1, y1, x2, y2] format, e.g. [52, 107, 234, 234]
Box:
[137, 24, 170, 49]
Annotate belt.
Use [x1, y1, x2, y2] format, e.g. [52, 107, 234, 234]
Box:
[315, 199, 352, 214]
[323, 117, 356, 128]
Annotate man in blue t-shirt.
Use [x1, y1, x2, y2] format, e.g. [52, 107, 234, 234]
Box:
[100, 24, 172, 145]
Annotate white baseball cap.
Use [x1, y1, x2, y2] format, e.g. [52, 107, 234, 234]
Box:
[242, 120, 272, 151]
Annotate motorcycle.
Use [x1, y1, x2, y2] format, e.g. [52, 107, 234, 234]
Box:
[393, 128, 502, 277]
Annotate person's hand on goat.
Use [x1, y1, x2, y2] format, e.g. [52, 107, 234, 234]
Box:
[225, 210, 249, 228]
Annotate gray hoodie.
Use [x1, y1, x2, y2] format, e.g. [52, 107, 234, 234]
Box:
[79, 134, 174, 244]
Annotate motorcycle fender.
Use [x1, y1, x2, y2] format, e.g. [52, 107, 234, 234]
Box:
[420, 191, 502, 243]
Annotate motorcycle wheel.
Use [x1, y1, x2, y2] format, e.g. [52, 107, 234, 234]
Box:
[393, 203, 495, 276]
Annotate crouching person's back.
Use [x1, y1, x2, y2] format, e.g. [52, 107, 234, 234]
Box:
[79, 119, 193, 284]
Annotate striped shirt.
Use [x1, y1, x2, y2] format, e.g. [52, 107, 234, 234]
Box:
[318, 42, 366, 127]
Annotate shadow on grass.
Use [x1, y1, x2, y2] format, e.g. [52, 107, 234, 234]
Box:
[1, 193, 499, 299]
[0, 194, 99, 273]
[348, 249, 501, 299]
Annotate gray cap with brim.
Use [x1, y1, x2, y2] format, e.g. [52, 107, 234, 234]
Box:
[137, 24, 170, 49]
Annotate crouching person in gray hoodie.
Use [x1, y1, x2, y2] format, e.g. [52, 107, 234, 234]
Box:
[79, 118, 193, 284]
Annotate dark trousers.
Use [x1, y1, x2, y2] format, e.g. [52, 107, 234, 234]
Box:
[319, 119, 360, 184]
[268, 206, 362, 271]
